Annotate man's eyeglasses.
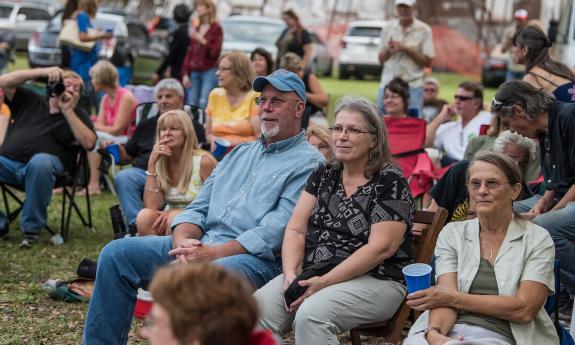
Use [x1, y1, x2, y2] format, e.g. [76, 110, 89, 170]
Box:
[454, 95, 475, 101]
[467, 179, 510, 190]
[255, 96, 301, 108]
[329, 125, 374, 136]
[423, 88, 437, 93]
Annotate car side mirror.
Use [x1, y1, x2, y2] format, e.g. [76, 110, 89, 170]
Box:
[16, 14, 26, 21]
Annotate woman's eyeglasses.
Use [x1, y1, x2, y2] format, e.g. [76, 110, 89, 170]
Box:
[467, 179, 510, 190]
[329, 126, 374, 136]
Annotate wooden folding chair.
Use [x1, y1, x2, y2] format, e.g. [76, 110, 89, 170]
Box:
[349, 207, 449, 345]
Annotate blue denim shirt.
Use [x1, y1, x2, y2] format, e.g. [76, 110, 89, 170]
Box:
[171, 131, 324, 261]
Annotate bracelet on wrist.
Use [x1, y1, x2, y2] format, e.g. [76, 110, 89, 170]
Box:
[145, 170, 157, 177]
[145, 187, 161, 193]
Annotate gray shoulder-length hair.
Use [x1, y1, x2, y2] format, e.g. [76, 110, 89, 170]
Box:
[331, 96, 394, 178]
[491, 80, 555, 121]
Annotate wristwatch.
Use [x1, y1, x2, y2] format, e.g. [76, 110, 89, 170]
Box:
[423, 326, 442, 339]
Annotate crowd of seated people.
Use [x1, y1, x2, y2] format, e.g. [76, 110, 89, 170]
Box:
[3, 6, 575, 344]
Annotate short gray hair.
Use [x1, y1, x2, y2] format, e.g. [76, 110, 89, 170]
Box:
[492, 130, 537, 165]
[332, 96, 393, 178]
[154, 78, 185, 99]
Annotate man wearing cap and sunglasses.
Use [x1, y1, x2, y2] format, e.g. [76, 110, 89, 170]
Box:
[425, 81, 492, 166]
[376, 0, 435, 118]
[83, 69, 324, 345]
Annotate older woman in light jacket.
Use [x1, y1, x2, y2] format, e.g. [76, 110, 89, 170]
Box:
[404, 151, 558, 345]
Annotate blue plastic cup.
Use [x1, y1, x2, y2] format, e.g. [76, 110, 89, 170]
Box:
[212, 138, 231, 160]
[106, 144, 120, 163]
[402, 263, 432, 294]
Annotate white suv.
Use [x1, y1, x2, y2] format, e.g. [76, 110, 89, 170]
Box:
[338, 20, 385, 80]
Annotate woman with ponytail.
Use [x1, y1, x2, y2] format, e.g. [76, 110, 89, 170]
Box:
[512, 26, 575, 102]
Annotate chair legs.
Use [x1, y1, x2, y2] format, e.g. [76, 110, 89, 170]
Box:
[0, 182, 92, 242]
[350, 330, 362, 345]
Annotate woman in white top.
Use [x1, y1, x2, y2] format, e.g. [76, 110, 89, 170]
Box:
[136, 110, 216, 236]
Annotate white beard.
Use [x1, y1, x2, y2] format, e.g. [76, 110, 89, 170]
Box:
[261, 121, 280, 139]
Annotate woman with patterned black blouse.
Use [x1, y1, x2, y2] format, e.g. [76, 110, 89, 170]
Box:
[254, 96, 416, 344]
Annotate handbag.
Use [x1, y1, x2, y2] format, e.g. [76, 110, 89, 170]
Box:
[58, 19, 96, 52]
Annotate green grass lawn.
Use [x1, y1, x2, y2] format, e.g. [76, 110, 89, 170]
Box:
[0, 55, 499, 344]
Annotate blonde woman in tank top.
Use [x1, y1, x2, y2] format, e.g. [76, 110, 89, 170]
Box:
[136, 110, 216, 236]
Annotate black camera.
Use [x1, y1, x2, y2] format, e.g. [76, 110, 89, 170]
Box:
[47, 80, 66, 97]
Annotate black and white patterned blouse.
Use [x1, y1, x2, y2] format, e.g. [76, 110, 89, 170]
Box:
[303, 163, 415, 283]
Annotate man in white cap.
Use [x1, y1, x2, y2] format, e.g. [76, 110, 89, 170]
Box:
[501, 9, 529, 81]
[377, 0, 434, 118]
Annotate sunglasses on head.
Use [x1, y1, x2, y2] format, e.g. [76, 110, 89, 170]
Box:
[491, 98, 508, 112]
[454, 95, 475, 101]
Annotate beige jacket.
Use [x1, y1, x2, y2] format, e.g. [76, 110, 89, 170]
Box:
[409, 218, 559, 345]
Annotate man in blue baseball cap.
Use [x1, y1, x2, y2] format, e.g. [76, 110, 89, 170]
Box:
[84, 69, 324, 344]
[253, 69, 307, 145]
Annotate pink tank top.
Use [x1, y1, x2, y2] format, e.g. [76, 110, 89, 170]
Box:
[102, 88, 134, 135]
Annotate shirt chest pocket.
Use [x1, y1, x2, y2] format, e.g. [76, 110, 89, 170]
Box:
[248, 172, 288, 207]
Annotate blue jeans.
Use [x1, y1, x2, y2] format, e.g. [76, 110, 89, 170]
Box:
[514, 195, 575, 294]
[186, 67, 218, 110]
[0, 153, 63, 235]
[376, 85, 423, 118]
[115, 167, 146, 225]
[83, 235, 281, 345]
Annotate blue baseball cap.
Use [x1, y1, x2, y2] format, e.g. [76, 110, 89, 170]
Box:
[252, 69, 306, 103]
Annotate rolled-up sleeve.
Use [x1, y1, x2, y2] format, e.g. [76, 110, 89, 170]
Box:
[236, 161, 320, 260]
[521, 228, 556, 294]
[434, 223, 458, 279]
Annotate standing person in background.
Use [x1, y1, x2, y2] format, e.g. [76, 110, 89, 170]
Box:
[512, 26, 575, 103]
[152, 4, 192, 84]
[421, 77, 447, 123]
[71, 0, 112, 112]
[501, 9, 529, 82]
[204, 51, 259, 151]
[276, 10, 313, 71]
[251, 48, 274, 77]
[60, 0, 79, 69]
[181, 0, 222, 110]
[85, 60, 137, 196]
[377, 0, 434, 118]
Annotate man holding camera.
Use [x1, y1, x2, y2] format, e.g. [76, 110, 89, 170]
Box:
[0, 67, 96, 247]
